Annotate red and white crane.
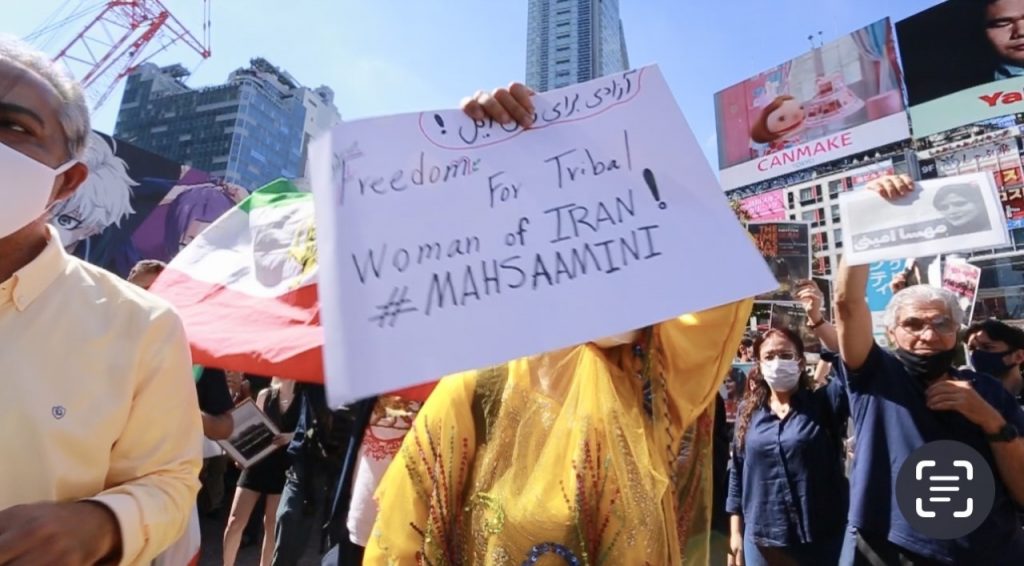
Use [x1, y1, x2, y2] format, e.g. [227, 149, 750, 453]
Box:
[26, 0, 211, 110]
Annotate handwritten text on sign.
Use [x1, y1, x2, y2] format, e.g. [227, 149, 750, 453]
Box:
[311, 66, 777, 404]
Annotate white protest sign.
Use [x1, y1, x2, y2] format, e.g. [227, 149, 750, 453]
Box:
[839, 172, 1009, 266]
[310, 65, 777, 404]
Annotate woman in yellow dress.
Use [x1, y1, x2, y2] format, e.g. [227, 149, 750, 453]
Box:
[363, 83, 753, 566]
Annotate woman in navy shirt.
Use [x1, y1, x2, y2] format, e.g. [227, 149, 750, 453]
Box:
[727, 327, 849, 566]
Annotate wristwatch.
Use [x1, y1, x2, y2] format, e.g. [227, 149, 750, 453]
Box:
[986, 423, 1020, 443]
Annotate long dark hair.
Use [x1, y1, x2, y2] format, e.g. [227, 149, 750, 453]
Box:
[734, 327, 813, 451]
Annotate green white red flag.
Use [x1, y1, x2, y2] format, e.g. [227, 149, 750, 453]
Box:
[151, 179, 323, 382]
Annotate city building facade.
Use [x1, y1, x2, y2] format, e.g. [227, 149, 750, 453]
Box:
[727, 146, 914, 279]
[525, 0, 629, 92]
[914, 116, 1024, 322]
[115, 58, 340, 190]
[726, 111, 1024, 326]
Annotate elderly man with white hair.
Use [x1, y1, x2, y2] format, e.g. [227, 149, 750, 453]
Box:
[834, 175, 1024, 565]
[0, 35, 201, 565]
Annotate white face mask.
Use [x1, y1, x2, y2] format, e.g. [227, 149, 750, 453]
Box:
[0, 141, 77, 239]
[760, 358, 802, 392]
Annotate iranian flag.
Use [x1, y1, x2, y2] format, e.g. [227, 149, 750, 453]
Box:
[151, 179, 323, 382]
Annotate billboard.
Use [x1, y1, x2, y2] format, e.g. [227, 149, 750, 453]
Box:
[897, 1, 1024, 137]
[738, 189, 787, 221]
[48, 132, 249, 278]
[714, 18, 909, 190]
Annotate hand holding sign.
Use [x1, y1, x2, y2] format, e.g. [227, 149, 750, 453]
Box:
[868, 174, 914, 200]
[795, 280, 824, 323]
[839, 172, 1010, 265]
[461, 83, 536, 128]
[310, 65, 777, 404]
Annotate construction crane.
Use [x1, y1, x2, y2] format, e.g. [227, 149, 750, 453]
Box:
[26, 0, 211, 110]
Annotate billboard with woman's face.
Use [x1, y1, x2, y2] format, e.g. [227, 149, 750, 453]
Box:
[714, 18, 909, 190]
[898, 0, 1024, 137]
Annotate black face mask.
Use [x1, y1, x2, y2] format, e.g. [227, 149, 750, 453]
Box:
[970, 349, 1017, 379]
[893, 348, 957, 383]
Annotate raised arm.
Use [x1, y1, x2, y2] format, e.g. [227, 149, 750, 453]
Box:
[835, 257, 875, 370]
[795, 280, 839, 352]
[836, 175, 914, 370]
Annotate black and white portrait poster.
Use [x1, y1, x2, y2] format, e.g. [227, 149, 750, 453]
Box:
[839, 172, 1009, 266]
[747, 221, 812, 302]
[721, 363, 754, 424]
[216, 399, 281, 468]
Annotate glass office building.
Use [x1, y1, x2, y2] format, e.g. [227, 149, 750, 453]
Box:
[115, 58, 339, 190]
[525, 0, 629, 92]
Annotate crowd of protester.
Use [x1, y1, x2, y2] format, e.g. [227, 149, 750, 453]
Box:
[8, 34, 1024, 566]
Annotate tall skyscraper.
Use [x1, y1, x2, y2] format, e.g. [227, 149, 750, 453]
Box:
[525, 0, 630, 92]
[114, 58, 340, 189]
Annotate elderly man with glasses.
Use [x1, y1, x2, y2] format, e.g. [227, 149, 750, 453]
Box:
[833, 175, 1024, 565]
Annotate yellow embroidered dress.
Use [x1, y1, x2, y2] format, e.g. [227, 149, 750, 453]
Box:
[365, 299, 751, 565]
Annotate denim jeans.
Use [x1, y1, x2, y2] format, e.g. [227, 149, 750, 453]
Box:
[272, 457, 331, 566]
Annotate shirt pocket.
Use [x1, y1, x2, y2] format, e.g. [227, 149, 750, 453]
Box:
[750, 478, 791, 543]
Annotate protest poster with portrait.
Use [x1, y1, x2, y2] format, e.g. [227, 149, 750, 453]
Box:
[310, 65, 778, 403]
[942, 260, 983, 325]
[813, 276, 833, 319]
[721, 362, 754, 423]
[217, 399, 281, 468]
[839, 172, 1009, 265]
[747, 222, 812, 302]
[923, 138, 1024, 232]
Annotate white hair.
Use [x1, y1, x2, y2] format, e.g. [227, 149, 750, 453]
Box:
[883, 285, 965, 330]
[0, 34, 90, 160]
[52, 132, 136, 229]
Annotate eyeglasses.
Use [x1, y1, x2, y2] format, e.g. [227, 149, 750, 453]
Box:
[759, 351, 797, 361]
[897, 316, 958, 337]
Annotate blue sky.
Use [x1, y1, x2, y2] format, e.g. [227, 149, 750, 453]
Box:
[9, 0, 942, 168]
